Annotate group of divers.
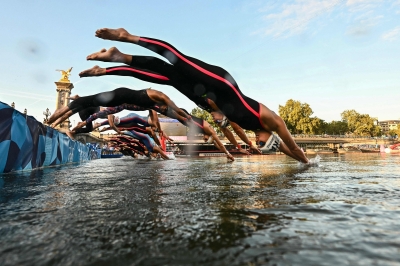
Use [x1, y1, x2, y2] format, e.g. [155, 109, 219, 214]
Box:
[47, 28, 311, 164]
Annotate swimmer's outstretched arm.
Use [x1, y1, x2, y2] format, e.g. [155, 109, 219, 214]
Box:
[148, 110, 162, 134]
[219, 127, 250, 155]
[153, 146, 172, 160]
[47, 106, 72, 126]
[49, 109, 74, 128]
[108, 114, 123, 135]
[71, 121, 88, 132]
[203, 122, 234, 162]
[145, 127, 162, 147]
[146, 89, 191, 120]
[229, 122, 261, 154]
[259, 104, 309, 163]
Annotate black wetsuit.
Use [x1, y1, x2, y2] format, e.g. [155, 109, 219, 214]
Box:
[105, 58, 214, 112]
[103, 37, 264, 131]
[67, 88, 155, 115]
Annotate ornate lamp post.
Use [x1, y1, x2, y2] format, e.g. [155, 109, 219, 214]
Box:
[43, 108, 51, 124]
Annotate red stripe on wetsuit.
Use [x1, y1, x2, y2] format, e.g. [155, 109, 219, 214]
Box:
[139, 37, 260, 119]
[106, 67, 170, 81]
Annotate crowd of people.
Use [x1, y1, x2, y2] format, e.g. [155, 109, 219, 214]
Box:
[47, 27, 310, 163]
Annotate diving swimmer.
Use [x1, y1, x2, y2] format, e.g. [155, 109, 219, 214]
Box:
[79, 27, 308, 163]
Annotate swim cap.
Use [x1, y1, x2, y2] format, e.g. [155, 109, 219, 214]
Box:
[259, 134, 280, 152]
[220, 116, 230, 128]
[114, 116, 120, 125]
[207, 136, 214, 143]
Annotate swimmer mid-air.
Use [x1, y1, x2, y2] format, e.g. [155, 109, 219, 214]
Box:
[46, 87, 192, 129]
[80, 27, 309, 163]
[78, 45, 259, 154]
[71, 103, 235, 161]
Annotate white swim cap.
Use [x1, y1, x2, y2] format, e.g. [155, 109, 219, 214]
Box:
[114, 116, 120, 125]
[259, 134, 280, 152]
[220, 116, 230, 128]
[207, 136, 214, 143]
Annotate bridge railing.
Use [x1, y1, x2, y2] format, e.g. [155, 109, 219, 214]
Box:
[292, 134, 398, 140]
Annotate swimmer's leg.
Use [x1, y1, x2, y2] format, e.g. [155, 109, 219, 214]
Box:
[94, 28, 217, 82]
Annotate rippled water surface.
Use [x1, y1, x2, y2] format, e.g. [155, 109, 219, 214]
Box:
[1, 153, 400, 265]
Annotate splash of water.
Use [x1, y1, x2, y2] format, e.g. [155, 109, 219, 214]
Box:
[298, 154, 321, 167]
[308, 155, 321, 166]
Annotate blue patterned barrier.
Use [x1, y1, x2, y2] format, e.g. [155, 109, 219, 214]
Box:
[0, 101, 99, 173]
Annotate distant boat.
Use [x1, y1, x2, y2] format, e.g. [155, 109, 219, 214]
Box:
[337, 146, 361, 153]
[358, 144, 381, 153]
[359, 148, 380, 153]
[101, 154, 124, 159]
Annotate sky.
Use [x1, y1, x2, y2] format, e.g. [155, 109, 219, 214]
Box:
[0, 0, 399, 126]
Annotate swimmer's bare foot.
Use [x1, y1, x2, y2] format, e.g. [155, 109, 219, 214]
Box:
[95, 28, 137, 43]
[79, 66, 106, 78]
[86, 47, 128, 63]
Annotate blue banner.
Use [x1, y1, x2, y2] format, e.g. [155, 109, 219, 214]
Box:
[0, 101, 99, 173]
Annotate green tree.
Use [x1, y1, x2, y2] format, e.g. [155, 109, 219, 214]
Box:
[278, 99, 321, 134]
[340, 109, 380, 137]
[388, 125, 400, 137]
[324, 120, 349, 135]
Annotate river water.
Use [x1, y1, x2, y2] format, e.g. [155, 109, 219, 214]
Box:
[0, 153, 399, 265]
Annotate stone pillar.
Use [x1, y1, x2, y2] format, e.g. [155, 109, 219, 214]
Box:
[54, 81, 74, 132]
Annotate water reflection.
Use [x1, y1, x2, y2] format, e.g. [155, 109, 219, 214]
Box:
[0, 154, 400, 265]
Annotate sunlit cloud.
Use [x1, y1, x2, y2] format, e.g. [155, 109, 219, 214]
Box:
[256, 0, 390, 38]
[345, 0, 383, 12]
[382, 26, 400, 41]
[346, 15, 383, 36]
[257, 0, 345, 38]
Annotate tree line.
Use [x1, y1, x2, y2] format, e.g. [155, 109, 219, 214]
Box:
[278, 99, 398, 137]
[191, 99, 400, 137]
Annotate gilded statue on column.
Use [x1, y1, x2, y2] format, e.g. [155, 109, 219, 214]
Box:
[56, 67, 73, 82]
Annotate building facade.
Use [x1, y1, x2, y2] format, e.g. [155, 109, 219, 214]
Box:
[378, 120, 400, 133]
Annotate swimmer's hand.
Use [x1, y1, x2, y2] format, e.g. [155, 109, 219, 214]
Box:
[226, 153, 235, 162]
[237, 148, 251, 155]
[65, 130, 75, 140]
[249, 144, 262, 154]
